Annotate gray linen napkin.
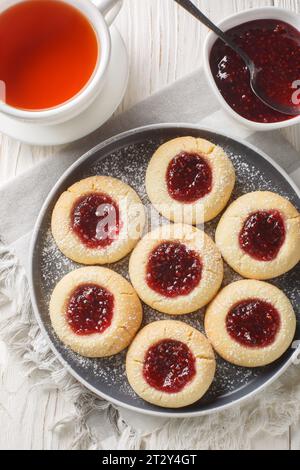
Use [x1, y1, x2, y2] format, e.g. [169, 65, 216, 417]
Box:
[1, 68, 300, 256]
[0, 68, 300, 439]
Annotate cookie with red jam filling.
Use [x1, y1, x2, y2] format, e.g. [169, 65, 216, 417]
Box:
[216, 191, 300, 279]
[126, 320, 216, 408]
[205, 280, 296, 367]
[51, 176, 145, 265]
[129, 224, 223, 315]
[50, 267, 143, 357]
[146, 137, 235, 224]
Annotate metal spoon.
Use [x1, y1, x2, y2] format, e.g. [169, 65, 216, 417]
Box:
[175, 0, 300, 116]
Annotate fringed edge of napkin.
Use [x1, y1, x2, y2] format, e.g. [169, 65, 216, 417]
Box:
[0, 243, 121, 449]
[1, 242, 300, 450]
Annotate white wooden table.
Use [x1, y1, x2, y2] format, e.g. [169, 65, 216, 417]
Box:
[0, 0, 299, 450]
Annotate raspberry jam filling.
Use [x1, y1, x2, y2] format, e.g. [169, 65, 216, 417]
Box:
[166, 152, 212, 203]
[226, 298, 281, 348]
[210, 19, 300, 123]
[66, 283, 114, 336]
[143, 339, 196, 393]
[71, 193, 120, 249]
[146, 241, 202, 298]
[239, 210, 285, 262]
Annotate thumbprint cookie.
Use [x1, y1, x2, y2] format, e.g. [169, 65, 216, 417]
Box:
[215, 191, 300, 279]
[129, 224, 223, 315]
[205, 280, 296, 367]
[126, 320, 216, 408]
[49, 267, 143, 357]
[52, 176, 145, 265]
[146, 136, 235, 224]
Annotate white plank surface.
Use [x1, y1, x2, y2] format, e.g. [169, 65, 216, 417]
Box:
[0, 0, 299, 450]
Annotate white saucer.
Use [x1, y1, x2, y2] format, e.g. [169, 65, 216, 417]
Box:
[0, 27, 129, 146]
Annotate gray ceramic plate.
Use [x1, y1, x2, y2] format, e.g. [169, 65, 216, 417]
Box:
[29, 124, 300, 418]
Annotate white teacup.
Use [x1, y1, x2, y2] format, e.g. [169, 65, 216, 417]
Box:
[0, 0, 123, 124]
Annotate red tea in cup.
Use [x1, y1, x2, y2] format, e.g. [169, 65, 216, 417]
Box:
[0, 0, 99, 110]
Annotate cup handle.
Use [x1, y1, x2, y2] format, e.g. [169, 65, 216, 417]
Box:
[92, 0, 123, 26]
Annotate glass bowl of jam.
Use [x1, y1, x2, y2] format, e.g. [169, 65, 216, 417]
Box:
[203, 7, 300, 131]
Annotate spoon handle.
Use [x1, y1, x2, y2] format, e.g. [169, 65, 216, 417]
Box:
[174, 0, 252, 68]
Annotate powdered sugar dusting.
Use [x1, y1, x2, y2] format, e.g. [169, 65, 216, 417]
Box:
[36, 132, 300, 410]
